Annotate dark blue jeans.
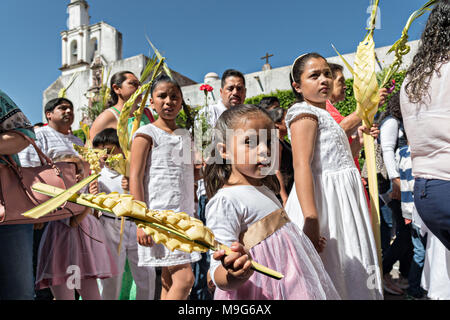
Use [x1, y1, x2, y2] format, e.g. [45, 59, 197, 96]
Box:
[414, 178, 450, 251]
[407, 224, 427, 297]
[189, 195, 212, 300]
[380, 197, 393, 255]
[0, 224, 34, 300]
[382, 199, 413, 276]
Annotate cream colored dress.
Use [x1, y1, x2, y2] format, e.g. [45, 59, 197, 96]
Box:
[284, 102, 383, 300]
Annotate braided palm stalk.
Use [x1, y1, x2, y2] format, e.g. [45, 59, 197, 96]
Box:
[29, 183, 284, 280]
[333, 0, 382, 276]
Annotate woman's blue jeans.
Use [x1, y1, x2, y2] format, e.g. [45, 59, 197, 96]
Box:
[407, 224, 427, 297]
[0, 224, 34, 300]
[414, 178, 450, 251]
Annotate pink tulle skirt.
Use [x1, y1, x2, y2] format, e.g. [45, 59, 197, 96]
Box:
[214, 222, 341, 300]
[36, 214, 119, 290]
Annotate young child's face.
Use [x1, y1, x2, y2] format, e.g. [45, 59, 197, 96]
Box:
[150, 82, 183, 121]
[224, 115, 278, 181]
[294, 57, 333, 106]
[56, 157, 88, 182]
[97, 143, 122, 156]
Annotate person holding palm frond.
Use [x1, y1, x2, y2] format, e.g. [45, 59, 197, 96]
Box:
[89, 71, 154, 146]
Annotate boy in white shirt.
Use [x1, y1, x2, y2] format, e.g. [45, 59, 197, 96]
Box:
[90, 128, 156, 300]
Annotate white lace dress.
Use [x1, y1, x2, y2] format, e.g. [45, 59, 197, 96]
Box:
[132, 124, 201, 267]
[284, 102, 383, 300]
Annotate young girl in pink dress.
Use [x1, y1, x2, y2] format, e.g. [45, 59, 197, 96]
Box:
[204, 104, 340, 300]
[35, 155, 118, 300]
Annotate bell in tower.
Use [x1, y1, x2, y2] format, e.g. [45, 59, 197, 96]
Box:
[61, 0, 122, 73]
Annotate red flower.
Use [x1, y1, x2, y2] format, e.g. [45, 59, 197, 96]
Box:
[387, 79, 396, 94]
[200, 84, 214, 92]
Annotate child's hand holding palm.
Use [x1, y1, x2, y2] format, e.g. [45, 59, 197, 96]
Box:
[214, 242, 254, 281]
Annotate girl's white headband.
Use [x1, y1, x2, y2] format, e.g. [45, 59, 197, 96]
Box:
[290, 53, 308, 82]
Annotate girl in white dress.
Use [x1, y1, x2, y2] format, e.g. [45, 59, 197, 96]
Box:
[284, 53, 383, 300]
[204, 104, 340, 300]
[129, 75, 201, 300]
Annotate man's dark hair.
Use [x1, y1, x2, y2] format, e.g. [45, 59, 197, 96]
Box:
[258, 97, 280, 110]
[44, 98, 73, 121]
[328, 63, 344, 78]
[221, 69, 246, 88]
[92, 128, 120, 148]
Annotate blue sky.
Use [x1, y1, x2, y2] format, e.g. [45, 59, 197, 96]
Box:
[0, 0, 431, 125]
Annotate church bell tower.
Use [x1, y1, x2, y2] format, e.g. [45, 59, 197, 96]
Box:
[67, 0, 90, 30]
[60, 0, 122, 75]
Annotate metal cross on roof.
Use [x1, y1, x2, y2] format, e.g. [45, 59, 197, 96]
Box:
[261, 52, 274, 64]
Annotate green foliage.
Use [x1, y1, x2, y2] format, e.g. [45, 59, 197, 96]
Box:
[72, 129, 86, 143]
[243, 71, 407, 118]
[335, 70, 407, 117]
[81, 100, 106, 124]
[176, 105, 198, 130]
[245, 90, 296, 109]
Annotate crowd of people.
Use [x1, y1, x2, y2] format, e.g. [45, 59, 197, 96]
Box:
[0, 0, 448, 301]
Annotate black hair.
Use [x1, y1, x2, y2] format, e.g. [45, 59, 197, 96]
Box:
[204, 104, 280, 199]
[405, 0, 450, 104]
[289, 52, 327, 102]
[92, 128, 120, 148]
[221, 69, 246, 88]
[33, 122, 45, 128]
[328, 63, 344, 78]
[377, 91, 402, 124]
[267, 107, 286, 123]
[150, 74, 183, 98]
[258, 97, 280, 110]
[108, 71, 135, 107]
[44, 98, 73, 121]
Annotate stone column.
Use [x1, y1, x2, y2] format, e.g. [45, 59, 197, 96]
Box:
[62, 36, 68, 66]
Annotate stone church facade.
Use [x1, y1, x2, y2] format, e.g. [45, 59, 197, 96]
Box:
[43, 0, 196, 129]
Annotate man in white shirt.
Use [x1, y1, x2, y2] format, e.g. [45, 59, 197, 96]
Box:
[191, 69, 247, 300]
[203, 69, 247, 127]
[18, 97, 83, 301]
[196, 69, 247, 195]
[19, 98, 83, 167]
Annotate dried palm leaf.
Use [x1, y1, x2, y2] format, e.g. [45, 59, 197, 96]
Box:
[30, 184, 284, 280]
[21, 174, 100, 219]
[333, 0, 383, 277]
[380, 0, 436, 88]
[58, 72, 79, 98]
